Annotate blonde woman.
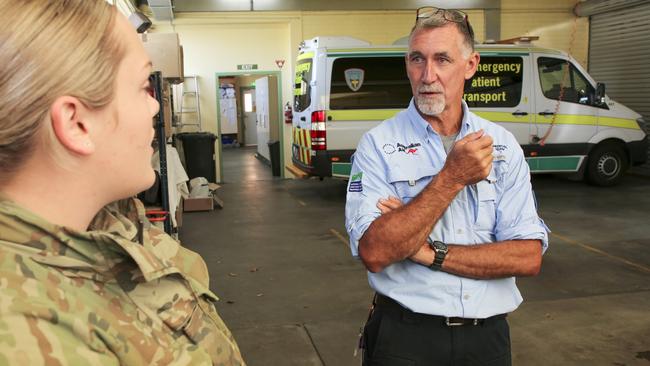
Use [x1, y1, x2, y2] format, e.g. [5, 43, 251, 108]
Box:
[0, 1, 244, 365]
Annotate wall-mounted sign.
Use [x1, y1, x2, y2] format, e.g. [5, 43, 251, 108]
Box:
[237, 64, 258, 70]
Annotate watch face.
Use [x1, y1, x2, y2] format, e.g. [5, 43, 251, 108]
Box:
[433, 241, 448, 252]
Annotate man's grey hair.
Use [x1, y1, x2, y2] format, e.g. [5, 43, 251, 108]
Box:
[408, 11, 476, 58]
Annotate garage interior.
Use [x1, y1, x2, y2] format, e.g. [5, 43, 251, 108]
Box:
[129, 0, 650, 364]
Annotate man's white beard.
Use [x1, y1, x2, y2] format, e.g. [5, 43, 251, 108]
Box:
[415, 94, 445, 116]
[415, 84, 445, 116]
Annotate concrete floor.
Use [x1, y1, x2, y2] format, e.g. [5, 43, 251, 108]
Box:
[180, 147, 650, 366]
[221, 145, 276, 183]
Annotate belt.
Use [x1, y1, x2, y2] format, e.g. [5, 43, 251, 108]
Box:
[374, 293, 507, 327]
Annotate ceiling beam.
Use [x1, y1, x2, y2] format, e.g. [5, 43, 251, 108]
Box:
[173, 0, 500, 12]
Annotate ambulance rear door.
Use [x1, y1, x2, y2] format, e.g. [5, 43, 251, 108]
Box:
[292, 52, 315, 169]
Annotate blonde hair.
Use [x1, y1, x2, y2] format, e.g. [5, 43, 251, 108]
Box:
[0, 0, 125, 182]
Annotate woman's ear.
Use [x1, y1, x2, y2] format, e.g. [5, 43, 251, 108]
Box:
[49, 96, 95, 155]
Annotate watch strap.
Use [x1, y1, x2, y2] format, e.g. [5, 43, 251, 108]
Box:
[427, 239, 447, 270]
[430, 251, 445, 270]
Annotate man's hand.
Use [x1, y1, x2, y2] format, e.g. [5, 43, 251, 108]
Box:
[440, 130, 493, 187]
[377, 196, 403, 214]
[409, 243, 433, 266]
[377, 197, 433, 263]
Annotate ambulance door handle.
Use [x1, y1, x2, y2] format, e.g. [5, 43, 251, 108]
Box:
[300, 116, 306, 121]
[512, 111, 528, 116]
[538, 111, 555, 116]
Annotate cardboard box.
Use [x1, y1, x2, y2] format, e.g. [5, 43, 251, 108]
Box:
[140, 33, 184, 80]
[171, 46, 184, 84]
[183, 197, 214, 212]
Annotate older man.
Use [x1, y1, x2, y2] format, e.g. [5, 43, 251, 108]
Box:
[345, 7, 549, 366]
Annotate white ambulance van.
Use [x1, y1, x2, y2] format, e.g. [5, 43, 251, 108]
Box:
[291, 36, 647, 186]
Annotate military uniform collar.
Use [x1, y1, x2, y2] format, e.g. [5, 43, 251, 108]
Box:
[0, 197, 177, 283]
[89, 199, 182, 282]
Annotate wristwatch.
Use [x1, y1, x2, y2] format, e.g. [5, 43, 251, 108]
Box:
[427, 238, 448, 270]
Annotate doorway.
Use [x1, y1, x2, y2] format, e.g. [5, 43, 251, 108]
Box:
[241, 87, 258, 146]
[216, 71, 283, 184]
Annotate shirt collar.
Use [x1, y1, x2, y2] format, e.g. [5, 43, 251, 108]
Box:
[406, 98, 473, 140]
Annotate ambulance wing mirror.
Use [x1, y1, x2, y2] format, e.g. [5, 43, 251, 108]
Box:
[595, 82, 606, 105]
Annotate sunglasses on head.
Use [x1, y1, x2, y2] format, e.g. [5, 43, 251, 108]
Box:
[415, 6, 474, 38]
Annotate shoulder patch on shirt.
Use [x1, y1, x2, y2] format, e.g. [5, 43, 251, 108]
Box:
[349, 172, 363, 192]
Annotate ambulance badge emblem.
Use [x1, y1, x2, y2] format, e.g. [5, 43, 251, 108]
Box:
[345, 68, 365, 92]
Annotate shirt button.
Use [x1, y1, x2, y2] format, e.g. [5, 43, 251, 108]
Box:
[457, 229, 464, 235]
[463, 294, 470, 300]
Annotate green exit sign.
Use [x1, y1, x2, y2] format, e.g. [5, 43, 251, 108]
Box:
[237, 64, 258, 70]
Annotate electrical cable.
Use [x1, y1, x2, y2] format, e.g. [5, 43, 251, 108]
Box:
[537, 0, 581, 146]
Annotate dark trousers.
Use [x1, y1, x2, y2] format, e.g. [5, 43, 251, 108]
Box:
[362, 295, 511, 366]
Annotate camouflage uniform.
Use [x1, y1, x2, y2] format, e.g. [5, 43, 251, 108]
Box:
[0, 196, 245, 365]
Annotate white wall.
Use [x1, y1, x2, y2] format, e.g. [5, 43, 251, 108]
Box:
[501, 0, 589, 68]
[300, 10, 485, 45]
[152, 13, 296, 181]
[154, 17, 293, 135]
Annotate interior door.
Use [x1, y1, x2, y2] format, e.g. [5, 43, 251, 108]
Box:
[241, 88, 257, 146]
[219, 82, 238, 135]
[256, 76, 271, 160]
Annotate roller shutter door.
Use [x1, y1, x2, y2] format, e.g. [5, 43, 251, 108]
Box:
[589, 2, 650, 161]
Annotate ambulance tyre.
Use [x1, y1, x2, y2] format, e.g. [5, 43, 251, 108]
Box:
[586, 142, 628, 187]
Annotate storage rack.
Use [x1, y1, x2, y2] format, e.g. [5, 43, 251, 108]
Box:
[150, 71, 172, 234]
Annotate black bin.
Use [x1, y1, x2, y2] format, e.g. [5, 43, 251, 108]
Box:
[175, 132, 217, 182]
[267, 140, 281, 177]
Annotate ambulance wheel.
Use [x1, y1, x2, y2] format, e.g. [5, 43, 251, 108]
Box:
[586, 142, 628, 187]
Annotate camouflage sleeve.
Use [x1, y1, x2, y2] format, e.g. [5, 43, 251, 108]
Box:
[0, 313, 119, 365]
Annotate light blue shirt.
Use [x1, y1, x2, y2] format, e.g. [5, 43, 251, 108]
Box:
[345, 99, 549, 318]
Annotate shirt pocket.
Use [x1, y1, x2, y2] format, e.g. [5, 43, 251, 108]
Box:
[473, 159, 509, 232]
[474, 176, 497, 232]
[388, 167, 437, 203]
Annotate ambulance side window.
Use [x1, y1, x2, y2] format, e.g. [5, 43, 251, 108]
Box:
[329, 57, 412, 110]
[537, 57, 597, 106]
[294, 59, 313, 112]
[463, 56, 524, 108]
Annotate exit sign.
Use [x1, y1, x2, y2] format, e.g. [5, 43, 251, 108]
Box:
[237, 64, 258, 70]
